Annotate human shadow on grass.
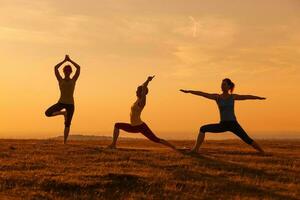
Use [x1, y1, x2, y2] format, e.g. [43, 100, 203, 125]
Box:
[168, 168, 298, 200]
[126, 150, 298, 199]
[99, 166, 297, 200]
[204, 149, 272, 157]
[184, 153, 296, 185]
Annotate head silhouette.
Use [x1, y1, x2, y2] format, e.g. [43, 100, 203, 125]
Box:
[136, 86, 148, 98]
[63, 65, 72, 77]
[222, 78, 235, 93]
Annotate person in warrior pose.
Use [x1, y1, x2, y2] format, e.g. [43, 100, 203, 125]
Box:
[180, 78, 265, 154]
[45, 55, 80, 144]
[107, 76, 177, 151]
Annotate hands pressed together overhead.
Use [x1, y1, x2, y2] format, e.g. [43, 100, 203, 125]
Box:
[64, 55, 71, 62]
[147, 75, 155, 82]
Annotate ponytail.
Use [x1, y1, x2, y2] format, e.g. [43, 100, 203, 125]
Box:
[223, 78, 235, 93]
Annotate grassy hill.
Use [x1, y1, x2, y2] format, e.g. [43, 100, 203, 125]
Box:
[0, 139, 299, 199]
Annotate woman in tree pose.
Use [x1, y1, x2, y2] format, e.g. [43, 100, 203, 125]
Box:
[107, 76, 177, 151]
[180, 78, 265, 154]
[45, 55, 80, 144]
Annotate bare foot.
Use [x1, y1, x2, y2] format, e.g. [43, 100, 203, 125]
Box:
[188, 149, 200, 155]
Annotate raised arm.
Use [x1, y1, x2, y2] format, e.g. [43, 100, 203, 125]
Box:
[66, 55, 81, 81]
[137, 76, 155, 107]
[54, 57, 67, 81]
[141, 75, 154, 95]
[233, 94, 266, 100]
[142, 75, 154, 87]
[180, 89, 219, 100]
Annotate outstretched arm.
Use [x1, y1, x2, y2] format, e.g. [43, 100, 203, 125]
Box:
[233, 94, 266, 100]
[180, 89, 219, 100]
[54, 57, 67, 81]
[66, 55, 81, 81]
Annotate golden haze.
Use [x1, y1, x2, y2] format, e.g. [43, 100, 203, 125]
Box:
[0, 0, 299, 138]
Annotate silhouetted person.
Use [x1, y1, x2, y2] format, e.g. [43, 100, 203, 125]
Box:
[180, 78, 265, 154]
[45, 55, 80, 144]
[107, 76, 177, 151]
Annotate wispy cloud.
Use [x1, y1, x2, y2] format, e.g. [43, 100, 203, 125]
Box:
[189, 16, 202, 37]
[0, 0, 300, 136]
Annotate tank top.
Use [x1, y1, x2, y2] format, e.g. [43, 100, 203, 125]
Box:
[130, 100, 144, 126]
[217, 95, 237, 122]
[58, 79, 76, 104]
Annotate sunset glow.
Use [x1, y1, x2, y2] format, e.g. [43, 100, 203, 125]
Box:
[0, 0, 299, 139]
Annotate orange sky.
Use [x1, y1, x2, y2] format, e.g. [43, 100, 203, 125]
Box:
[0, 0, 299, 139]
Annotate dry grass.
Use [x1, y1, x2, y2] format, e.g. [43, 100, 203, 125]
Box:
[0, 139, 299, 200]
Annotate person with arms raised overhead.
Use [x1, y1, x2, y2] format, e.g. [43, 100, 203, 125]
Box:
[107, 76, 177, 151]
[45, 55, 80, 144]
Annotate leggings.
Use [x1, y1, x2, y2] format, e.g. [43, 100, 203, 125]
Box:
[200, 121, 254, 145]
[115, 122, 161, 143]
[45, 103, 74, 127]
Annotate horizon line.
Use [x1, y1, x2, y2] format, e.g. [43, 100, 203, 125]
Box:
[1, 133, 300, 140]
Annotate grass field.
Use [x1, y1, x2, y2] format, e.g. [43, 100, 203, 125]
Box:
[0, 139, 299, 200]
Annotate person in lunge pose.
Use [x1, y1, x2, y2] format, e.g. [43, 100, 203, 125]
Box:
[107, 76, 177, 151]
[45, 55, 80, 144]
[180, 78, 265, 154]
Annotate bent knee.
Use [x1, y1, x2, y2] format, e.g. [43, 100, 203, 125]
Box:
[200, 126, 207, 133]
[45, 110, 52, 117]
[114, 123, 121, 129]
